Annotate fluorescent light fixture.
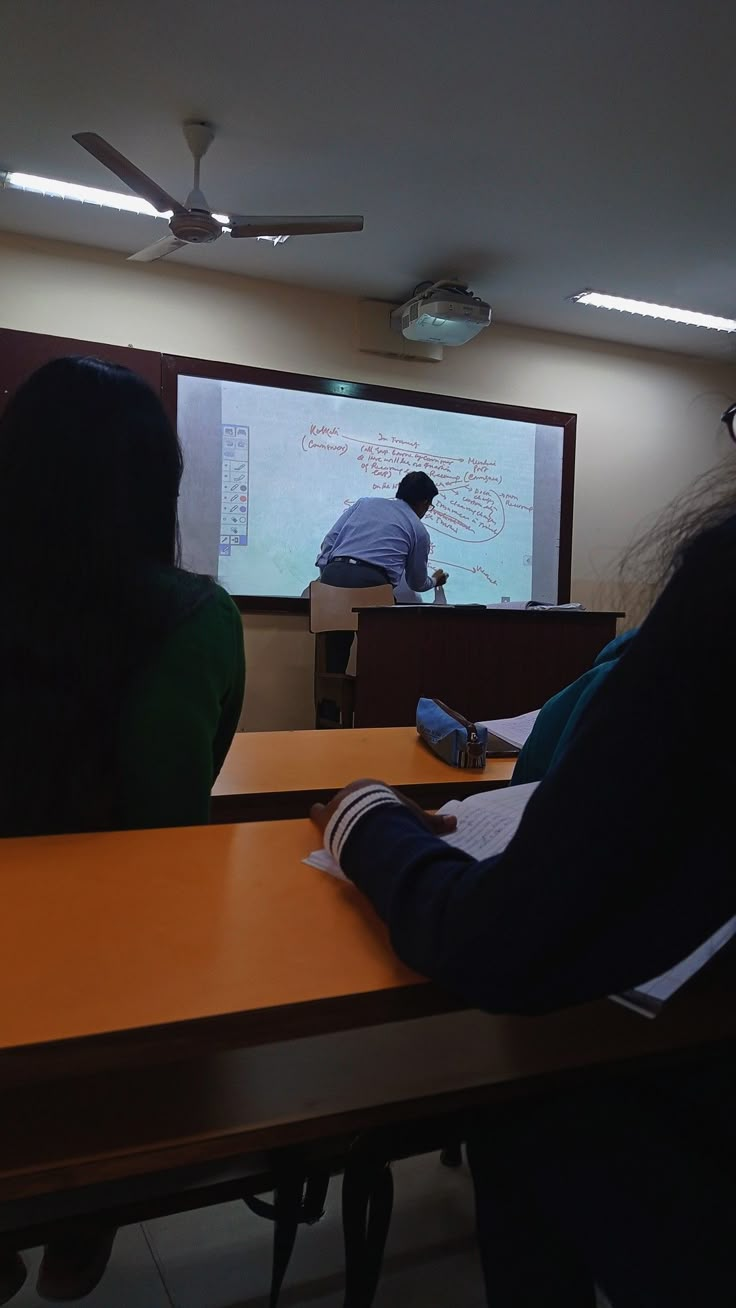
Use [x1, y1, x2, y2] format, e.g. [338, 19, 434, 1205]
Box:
[0, 171, 290, 243]
[1, 169, 172, 218]
[571, 289, 736, 333]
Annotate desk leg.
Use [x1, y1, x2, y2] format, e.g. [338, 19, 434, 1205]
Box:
[342, 1148, 394, 1308]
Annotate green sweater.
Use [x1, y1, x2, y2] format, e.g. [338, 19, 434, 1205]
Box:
[116, 584, 245, 828]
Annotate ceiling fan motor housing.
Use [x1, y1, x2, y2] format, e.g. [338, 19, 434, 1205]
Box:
[169, 209, 222, 243]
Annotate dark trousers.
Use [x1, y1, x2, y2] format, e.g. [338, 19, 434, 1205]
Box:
[320, 560, 391, 674]
[466, 1052, 736, 1308]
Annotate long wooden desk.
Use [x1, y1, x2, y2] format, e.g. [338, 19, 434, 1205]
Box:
[4, 993, 736, 1211]
[354, 606, 622, 727]
[2, 818, 734, 1216]
[0, 819, 444, 1079]
[211, 727, 515, 822]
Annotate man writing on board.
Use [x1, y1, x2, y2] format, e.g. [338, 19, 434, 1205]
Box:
[315, 470, 449, 678]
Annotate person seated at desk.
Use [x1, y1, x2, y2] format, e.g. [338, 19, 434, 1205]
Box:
[0, 358, 245, 1304]
[315, 470, 449, 674]
[512, 627, 638, 785]
[311, 412, 736, 1308]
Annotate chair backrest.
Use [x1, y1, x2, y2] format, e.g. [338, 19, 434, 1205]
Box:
[309, 580, 394, 634]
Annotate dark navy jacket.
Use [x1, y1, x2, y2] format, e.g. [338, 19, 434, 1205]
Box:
[340, 518, 736, 1014]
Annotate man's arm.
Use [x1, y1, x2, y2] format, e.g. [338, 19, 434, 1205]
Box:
[404, 523, 436, 592]
[315, 501, 358, 569]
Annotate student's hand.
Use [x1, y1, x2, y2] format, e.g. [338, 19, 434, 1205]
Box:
[310, 779, 458, 839]
[432, 569, 449, 586]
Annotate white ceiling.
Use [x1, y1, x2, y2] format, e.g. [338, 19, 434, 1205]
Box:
[2, 0, 736, 360]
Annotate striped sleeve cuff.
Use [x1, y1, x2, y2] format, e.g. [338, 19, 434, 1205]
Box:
[323, 784, 402, 866]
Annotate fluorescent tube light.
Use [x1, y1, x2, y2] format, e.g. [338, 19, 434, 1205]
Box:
[1, 169, 171, 218]
[0, 172, 289, 243]
[571, 289, 736, 333]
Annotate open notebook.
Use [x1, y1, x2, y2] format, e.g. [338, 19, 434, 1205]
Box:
[305, 781, 735, 1017]
[478, 710, 540, 754]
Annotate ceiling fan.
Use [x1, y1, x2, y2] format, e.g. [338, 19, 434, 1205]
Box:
[72, 121, 364, 263]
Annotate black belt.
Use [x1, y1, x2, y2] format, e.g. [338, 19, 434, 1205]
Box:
[330, 557, 391, 584]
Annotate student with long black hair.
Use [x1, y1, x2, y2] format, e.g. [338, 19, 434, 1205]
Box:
[0, 357, 245, 1302]
[312, 406, 736, 1307]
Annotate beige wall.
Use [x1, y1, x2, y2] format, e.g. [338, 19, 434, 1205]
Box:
[1, 232, 734, 729]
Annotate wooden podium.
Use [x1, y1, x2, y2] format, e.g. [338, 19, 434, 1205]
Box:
[353, 606, 622, 728]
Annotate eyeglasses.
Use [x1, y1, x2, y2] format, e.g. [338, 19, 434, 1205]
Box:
[722, 403, 736, 443]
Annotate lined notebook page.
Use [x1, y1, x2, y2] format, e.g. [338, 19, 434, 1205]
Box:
[437, 782, 539, 858]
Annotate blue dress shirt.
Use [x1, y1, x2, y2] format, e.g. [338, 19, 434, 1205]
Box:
[316, 497, 435, 591]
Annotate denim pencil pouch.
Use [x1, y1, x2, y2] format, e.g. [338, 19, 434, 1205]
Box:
[416, 698, 488, 770]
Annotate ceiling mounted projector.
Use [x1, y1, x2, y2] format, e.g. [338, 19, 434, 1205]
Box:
[390, 280, 492, 346]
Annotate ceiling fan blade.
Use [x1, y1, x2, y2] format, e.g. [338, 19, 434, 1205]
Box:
[73, 132, 187, 215]
[127, 234, 188, 263]
[228, 215, 364, 238]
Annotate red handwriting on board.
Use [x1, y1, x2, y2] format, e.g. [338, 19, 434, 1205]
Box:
[301, 424, 535, 546]
[378, 432, 420, 449]
[427, 486, 506, 543]
[472, 564, 499, 586]
[502, 492, 533, 512]
[430, 556, 499, 588]
[301, 434, 348, 455]
[464, 469, 502, 486]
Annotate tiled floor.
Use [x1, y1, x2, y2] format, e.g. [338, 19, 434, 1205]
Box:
[13, 1226, 171, 1308]
[12, 1155, 612, 1307]
[13, 1155, 485, 1308]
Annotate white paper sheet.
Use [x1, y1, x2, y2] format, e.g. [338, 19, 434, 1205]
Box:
[303, 848, 348, 879]
[478, 710, 540, 751]
[612, 915, 736, 1017]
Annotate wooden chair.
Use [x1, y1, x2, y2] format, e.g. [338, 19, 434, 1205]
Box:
[309, 580, 394, 728]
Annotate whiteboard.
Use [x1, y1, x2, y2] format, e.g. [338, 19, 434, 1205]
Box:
[176, 370, 572, 605]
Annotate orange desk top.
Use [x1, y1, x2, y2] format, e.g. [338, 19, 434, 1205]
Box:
[212, 727, 514, 799]
[0, 818, 445, 1057]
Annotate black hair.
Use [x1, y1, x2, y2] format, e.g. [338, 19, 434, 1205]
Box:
[0, 356, 211, 836]
[396, 471, 439, 506]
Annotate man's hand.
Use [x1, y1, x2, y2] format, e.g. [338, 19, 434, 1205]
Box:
[432, 568, 449, 586]
[310, 778, 458, 839]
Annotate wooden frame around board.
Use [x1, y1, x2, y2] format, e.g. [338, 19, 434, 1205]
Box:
[162, 352, 578, 615]
[0, 327, 162, 411]
[0, 328, 576, 617]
